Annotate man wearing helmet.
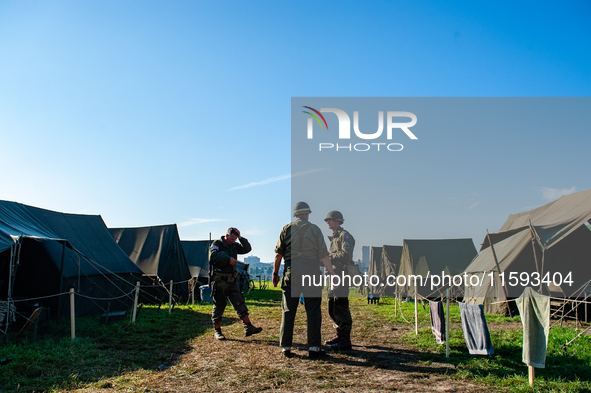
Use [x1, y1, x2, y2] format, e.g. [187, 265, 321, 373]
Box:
[209, 227, 263, 341]
[324, 210, 356, 351]
[273, 202, 336, 359]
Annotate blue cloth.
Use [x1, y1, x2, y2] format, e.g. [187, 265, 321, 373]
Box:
[459, 302, 494, 355]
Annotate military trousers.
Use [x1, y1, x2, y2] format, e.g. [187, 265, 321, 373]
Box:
[328, 266, 352, 332]
[280, 264, 323, 348]
[211, 277, 249, 324]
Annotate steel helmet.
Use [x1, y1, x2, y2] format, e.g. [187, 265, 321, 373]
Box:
[293, 201, 312, 216]
[324, 210, 344, 223]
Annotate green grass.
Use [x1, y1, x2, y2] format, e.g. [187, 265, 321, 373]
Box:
[2, 286, 590, 392]
[367, 298, 591, 392]
[0, 284, 281, 392]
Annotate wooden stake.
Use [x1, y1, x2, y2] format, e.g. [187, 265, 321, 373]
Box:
[415, 286, 418, 335]
[395, 283, 398, 318]
[191, 280, 195, 305]
[70, 288, 75, 341]
[132, 281, 140, 323]
[446, 288, 450, 358]
[169, 280, 173, 315]
[528, 366, 535, 386]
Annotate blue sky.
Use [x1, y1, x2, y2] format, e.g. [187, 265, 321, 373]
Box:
[1, 1, 590, 262]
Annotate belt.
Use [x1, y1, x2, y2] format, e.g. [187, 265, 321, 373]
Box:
[213, 272, 235, 276]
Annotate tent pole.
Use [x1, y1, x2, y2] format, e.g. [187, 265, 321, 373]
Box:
[487, 231, 512, 317]
[528, 221, 543, 294]
[5, 239, 22, 336]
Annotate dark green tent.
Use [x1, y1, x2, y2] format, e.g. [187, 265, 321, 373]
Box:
[181, 240, 210, 280]
[109, 225, 192, 303]
[0, 200, 142, 320]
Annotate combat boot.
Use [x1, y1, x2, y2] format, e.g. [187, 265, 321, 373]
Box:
[324, 329, 343, 345]
[214, 329, 226, 341]
[244, 323, 263, 337]
[330, 331, 352, 351]
[308, 346, 326, 359]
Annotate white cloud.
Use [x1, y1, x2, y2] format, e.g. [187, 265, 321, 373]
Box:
[226, 168, 324, 191]
[468, 201, 480, 210]
[538, 186, 577, 202]
[178, 218, 223, 227]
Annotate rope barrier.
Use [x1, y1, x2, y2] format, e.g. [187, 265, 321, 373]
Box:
[75, 289, 136, 301]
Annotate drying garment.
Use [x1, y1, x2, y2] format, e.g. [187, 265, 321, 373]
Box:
[459, 302, 494, 355]
[515, 287, 550, 368]
[429, 300, 446, 344]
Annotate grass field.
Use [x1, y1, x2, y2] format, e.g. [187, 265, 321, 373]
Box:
[1, 285, 590, 392]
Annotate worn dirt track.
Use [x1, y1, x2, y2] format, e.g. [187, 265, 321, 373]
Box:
[71, 299, 496, 392]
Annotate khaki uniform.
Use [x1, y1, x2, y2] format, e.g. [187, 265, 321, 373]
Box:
[209, 236, 252, 323]
[275, 218, 329, 349]
[328, 227, 355, 333]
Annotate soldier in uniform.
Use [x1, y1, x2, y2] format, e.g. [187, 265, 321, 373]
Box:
[272, 202, 336, 358]
[324, 210, 355, 351]
[209, 227, 263, 340]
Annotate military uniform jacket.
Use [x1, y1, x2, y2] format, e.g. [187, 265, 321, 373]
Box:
[209, 236, 252, 274]
[275, 218, 329, 262]
[329, 227, 355, 268]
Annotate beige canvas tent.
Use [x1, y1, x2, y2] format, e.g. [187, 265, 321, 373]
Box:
[463, 189, 591, 315]
[397, 238, 478, 298]
[380, 245, 402, 296]
[367, 246, 382, 295]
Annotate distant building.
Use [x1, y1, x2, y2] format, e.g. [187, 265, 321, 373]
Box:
[244, 255, 261, 265]
[362, 246, 370, 265]
[357, 246, 370, 273]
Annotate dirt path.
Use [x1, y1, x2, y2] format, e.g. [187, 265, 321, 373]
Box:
[77, 301, 496, 392]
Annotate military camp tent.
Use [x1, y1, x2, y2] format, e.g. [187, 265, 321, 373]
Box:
[463, 189, 591, 315]
[377, 245, 402, 297]
[109, 225, 192, 303]
[367, 246, 382, 295]
[397, 238, 478, 298]
[0, 200, 143, 321]
[181, 240, 210, 280]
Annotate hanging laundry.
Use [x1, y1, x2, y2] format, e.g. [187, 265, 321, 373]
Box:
[429, 300, 445, 344]
[515, 287, 550, 368]
[459, 302, 494, 355]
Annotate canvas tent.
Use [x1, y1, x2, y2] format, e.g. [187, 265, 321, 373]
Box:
[375, 245, 402, 296]
[464, 189, 591, 315]
[397, 238, 478, 298]
[367, 246, 382, 295]
[109, 224, 192, 303]
[181, 240, 210, 281]
[0, 200, 143, 322]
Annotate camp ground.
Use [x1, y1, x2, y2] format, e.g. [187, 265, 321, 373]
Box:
[463, 188, 591, 316]
[0, 200, 143, 324]
[397, 238, 478, 299]
[109, 224, 193, 304]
